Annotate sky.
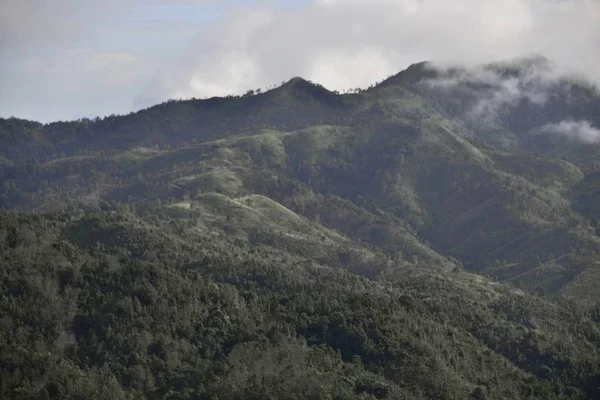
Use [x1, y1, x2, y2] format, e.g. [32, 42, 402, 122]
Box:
[1, 0, 599, 123]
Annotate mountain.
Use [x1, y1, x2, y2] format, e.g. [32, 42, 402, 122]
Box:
[2, 57, 600, 399]
[0, 77, 354, 164]
[3, 60, 600, 299]
[2, 205, 600, 399]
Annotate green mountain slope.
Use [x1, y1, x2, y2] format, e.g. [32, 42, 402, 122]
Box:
[0, 77, 355, 164]
[2, 57, 600, 398]
[2, 207, 600, 399]
[3, 89, 600, 298]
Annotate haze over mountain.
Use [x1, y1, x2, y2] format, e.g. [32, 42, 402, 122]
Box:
[3, 0, 600, 122]
[2, 57, 600, 399]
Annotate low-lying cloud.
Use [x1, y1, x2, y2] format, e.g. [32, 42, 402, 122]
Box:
[2, 0, 600, 121]
[138, 0, 600, 108]
[538, 120, 600, 143]
[421, 56, 565, 122]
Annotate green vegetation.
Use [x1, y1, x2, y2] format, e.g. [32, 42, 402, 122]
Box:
[2, 207, 600, 399]
[2, 58, 600, 398]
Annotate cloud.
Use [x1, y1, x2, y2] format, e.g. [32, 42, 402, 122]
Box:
[0, 0, 80, 51]
[135, 7, 273, 106]
[420, 56, 565, 123]
[135, 0, 600, 108]
[538, 120, 600, 143]
[2, 0, 600, 121]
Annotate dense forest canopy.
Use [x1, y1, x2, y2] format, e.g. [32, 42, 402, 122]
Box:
[2, 58, 600, 399]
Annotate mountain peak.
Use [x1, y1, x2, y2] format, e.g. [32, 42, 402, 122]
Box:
[285, 76, 310, 86]
[376, 61, 439, 88]
[281, 76, 324, 92]
[272, 76, 341, 106]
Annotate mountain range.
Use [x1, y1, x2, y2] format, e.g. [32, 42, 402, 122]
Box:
[2, 56, 600, 399]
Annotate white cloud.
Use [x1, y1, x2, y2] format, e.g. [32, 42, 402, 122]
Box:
[137, 0, 600, 107]
[421, 56, 562, 122]
[308, 49, 393, 91]
[539, 120, 600, 143]
[135, 7, 273, 106]
[2, 0, 600, 121]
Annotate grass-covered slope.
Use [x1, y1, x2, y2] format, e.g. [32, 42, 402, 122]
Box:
[3, 109, 600, 299]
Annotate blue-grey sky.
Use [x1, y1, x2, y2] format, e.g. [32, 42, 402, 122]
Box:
[1, 0, 599, 123]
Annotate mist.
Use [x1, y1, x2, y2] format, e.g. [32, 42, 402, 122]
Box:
[538, 120, 600, 143]
[2, 0, 600, 122]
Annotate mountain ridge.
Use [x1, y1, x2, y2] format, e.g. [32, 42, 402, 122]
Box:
[3, 56, 600, 399]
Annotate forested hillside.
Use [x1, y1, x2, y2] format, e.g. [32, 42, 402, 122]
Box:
[2, 57, 600, 399]
[2, 206, 600, 399]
